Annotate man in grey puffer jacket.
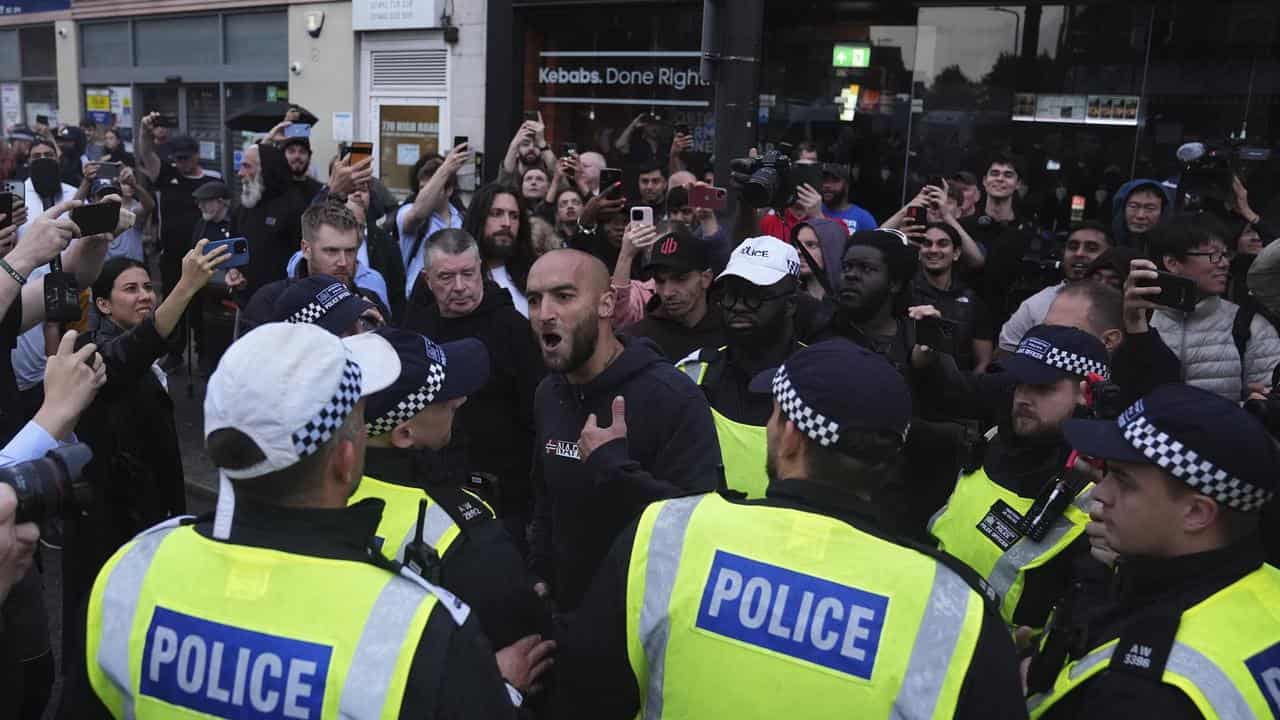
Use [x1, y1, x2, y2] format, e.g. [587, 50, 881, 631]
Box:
[1149, 214, 1280, 400]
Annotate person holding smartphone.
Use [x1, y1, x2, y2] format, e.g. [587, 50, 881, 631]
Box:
[499, 115, 555, 187]
[136, 111, 223, 371]
[1145, 214, 1280, 402]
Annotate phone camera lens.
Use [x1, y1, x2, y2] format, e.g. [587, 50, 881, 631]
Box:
[234, 241, 247, 253]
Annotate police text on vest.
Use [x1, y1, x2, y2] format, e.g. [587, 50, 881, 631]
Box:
[141, 607, 332, 719]
[695, 550, 889, 679]
[1246, 641, 1280, 717]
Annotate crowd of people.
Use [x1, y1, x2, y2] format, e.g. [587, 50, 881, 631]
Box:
[0, 99, 1277, 720]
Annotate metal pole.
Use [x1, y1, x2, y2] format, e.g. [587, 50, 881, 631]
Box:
[709, 0, 764, 205]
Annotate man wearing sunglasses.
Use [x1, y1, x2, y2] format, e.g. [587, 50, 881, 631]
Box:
[1146, 214, 1280, 401]
[676, 236, 803, 499]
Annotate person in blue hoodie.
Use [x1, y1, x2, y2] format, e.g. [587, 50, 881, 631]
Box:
[1111, 178, 1173, 251]
[526, 249, 721, 611]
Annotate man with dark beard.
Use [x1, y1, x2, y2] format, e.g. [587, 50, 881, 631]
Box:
[231, 143, 307, 297]
[676, 236, 803, 500]
[825, 228, 920, 377]
[464, 183, 535, 317]
[527, 249, 719, 611]
[281, 135, 324, 206]
[929, 325, 1112, 636]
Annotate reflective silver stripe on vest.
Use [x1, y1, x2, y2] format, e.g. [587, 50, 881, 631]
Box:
[891, 564, 974, 718]
[987, 486, 1094, 603]
[677, 361, 707, 385]
[638, 494, 706, 720]
[1165, 643, 1255, 719]
[97, 523, 182, 720]
[339, 575, 437, 718]
[394, 499, 457, 563]
[1028, 640, 1256, 718]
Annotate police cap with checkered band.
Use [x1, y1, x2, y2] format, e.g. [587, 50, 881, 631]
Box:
[205, 322, 401, 479]
[1064, 383, 1278, 512]
[364, 328, 491, 437]
[747, 339, 912, 451]
[1003, 324, 1110, 386]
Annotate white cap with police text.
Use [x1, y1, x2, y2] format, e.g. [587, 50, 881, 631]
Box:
[204, 323, 401, 537]
[716, 235, 802, 287]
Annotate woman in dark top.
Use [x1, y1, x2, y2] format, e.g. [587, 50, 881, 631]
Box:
[60, 242, 231, 680]
[100, 127, 135, 168]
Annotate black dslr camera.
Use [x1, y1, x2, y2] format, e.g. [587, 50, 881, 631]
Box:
[0, 443, 93, 524]
[731, 143, 794, 208]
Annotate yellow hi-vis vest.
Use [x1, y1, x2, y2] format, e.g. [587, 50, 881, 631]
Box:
[677, 348, 769, 499]
[85, 519, 467, 719]
[928, 467, 1093, 628]
[350, 476, 493, 564]
[625, 492, 987, 719]
[1027, 564, 1280, 719]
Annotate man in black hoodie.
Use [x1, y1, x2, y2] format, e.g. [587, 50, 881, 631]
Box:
[402, 228, 545, 554]
[526, 249, 720, 610]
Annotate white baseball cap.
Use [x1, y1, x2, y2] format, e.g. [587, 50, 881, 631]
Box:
[716, 235, 802, 287]
[205, 322, 401, 480]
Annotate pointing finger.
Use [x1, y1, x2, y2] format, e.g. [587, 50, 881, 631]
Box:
[56, 329, 79, 356]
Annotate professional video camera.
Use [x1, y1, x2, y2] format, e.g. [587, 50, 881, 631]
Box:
[730, 143, 794, 208]
[1175, 140, 1271, 212]
[0, 443, 93, 524]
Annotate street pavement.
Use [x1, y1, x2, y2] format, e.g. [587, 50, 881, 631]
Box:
[39, 363, 216, 719]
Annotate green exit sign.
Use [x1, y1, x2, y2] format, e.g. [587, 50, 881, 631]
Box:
[832, 44, 870, 69]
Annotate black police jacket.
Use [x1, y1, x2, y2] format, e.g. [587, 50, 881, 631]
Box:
[363, 446, 551, 649]
[550, 480, 1029, 720]
[64, 499, 518, 720]
[1033, 540, 1267, 719]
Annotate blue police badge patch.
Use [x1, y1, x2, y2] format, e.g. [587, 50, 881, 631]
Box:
[140, 607, 332, 719]
[695, 550, 889, 680]
[1245, 640, 1280, 717]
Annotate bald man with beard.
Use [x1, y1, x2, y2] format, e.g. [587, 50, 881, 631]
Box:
[526, 250, 721, 610]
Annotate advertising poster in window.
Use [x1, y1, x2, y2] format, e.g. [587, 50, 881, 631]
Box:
[1, 83, 20, 132]
[378, 104, 439, 199]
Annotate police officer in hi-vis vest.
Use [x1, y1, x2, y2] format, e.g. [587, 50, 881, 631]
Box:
[929, 324, 1112, 633]
[677, 235, 805, 499]
[357, 327, 553, 656]
[77, 323, 521, 718]
[554, 339, 1027, 719]
[1026, 383, 1280, 719]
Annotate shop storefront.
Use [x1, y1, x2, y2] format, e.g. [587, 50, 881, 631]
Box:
[77, 9, 290, 178]
[0, 23, 60, 128]
[502, 1, 1280, 224]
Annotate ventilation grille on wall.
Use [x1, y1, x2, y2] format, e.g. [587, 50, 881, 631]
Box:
[371, 49, 447, 89]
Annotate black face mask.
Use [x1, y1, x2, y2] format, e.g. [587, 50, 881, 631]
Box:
[29, 157, 61, 199]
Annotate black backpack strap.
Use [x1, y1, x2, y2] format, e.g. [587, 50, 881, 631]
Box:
[1233, 303, 1255, 364]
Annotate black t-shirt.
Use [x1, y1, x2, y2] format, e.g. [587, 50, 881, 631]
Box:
[910, 273, 994, 372]
[0, 295, 25, 443]
[155, 164, 220, 253]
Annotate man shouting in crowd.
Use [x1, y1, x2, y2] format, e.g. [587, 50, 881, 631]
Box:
[526, 249, 720, 611]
